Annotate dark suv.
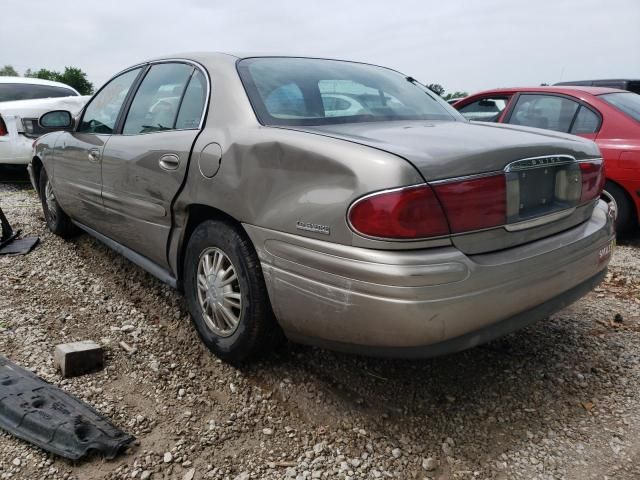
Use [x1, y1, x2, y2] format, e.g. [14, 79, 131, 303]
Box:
[555, 79, 640, 95]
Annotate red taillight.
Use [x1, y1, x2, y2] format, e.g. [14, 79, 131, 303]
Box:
[433, 174, 506, 233]
[348, 184, 450, 239]
[0, 115, 7, 136]
[579, 159, 605, 203]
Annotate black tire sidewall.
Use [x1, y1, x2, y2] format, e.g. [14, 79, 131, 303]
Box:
[604, 181, 634, 233]
[39, 169, 67, 234]
[183, 220, 272, 363]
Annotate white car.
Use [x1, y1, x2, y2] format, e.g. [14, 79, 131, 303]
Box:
[0, 77, 88, 165]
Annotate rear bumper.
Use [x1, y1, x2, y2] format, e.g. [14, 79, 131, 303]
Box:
[244, 201, 615, 357]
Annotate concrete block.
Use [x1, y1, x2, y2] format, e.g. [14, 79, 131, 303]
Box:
[54, 341, 104, 378]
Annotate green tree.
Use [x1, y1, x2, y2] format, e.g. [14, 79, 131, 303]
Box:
[426, 83, 445, 96]
[443, 91, 468, 101]
[0, 65, 19, 76]
[57, 67, 93, 95]
[24, 66, 94, 95]
[25, 68, 59, 81]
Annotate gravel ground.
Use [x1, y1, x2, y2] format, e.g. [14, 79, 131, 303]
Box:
[1, 166, 640, 480]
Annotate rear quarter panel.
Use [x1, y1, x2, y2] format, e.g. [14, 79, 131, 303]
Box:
[592, 97, 640, 221]
[172, 125, 424, 247]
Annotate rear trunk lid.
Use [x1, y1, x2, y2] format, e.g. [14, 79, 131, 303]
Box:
[288, 120, 604, 253]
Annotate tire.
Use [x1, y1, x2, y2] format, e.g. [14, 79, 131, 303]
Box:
[602, 181, 636, 234]
[38, 169, 77, 237]
[183, 219, 283, 364]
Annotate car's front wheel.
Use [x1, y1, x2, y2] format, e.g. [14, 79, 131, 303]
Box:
[183, 219, 282, 363]
[38, 169, 77, 237]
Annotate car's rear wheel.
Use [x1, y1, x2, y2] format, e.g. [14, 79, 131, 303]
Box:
[183, 219, 282, 364]
[38, 169, 77, 237]
[602, 181, 636, 234]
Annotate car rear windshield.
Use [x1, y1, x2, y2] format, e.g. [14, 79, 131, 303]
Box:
[237, 57, 458, 126]
[0, 83, 77, 102]
[600, 92, 640, 122]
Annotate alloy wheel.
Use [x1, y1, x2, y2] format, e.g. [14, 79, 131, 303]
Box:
[196, 247, 242, 337]
[44, 179, 58, 223]
[601, 189, 618, 220]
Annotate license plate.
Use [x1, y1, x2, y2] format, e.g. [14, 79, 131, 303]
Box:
[598, 240, 615, 263]
[505, 161, 582, 223]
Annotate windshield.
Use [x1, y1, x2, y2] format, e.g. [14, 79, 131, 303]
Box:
[0, 83, 78, 102]
[237, 57, 459, 126]
[600, 92, 640, 122]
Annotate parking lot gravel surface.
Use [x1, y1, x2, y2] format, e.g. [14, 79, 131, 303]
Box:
[1, 167, 640, 480]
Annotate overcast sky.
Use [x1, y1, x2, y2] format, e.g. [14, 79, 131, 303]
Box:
[2, 0, 639, 94]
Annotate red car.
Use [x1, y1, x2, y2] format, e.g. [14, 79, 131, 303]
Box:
[454, 87, 640, 233]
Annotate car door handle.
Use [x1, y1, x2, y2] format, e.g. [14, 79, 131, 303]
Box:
[88, 148, 100, 163]
[158, 154, 180, 171]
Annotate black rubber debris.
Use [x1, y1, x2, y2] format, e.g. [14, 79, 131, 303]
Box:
[0, 206, 39, 255]
[0, 356, 134, 460]
[0, 236, 40, 255]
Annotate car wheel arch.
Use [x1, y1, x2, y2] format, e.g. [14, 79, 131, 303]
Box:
[603, 179, 638, 231]
[176, 204, 248, 289]
[31, 156, 44, 196]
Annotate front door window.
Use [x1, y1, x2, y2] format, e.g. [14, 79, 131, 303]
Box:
[78, 68, 142, 134]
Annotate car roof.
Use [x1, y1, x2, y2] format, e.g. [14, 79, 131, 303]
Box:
[144, 51, 398, 70]
[118, 52, 408, 86]
[465, 85, 626, 98]
[0, 76, 79, 92]
[150, 51, 356, 61]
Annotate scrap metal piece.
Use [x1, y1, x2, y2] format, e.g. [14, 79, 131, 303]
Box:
[0, 236, 40, 255]
[0, 356, 134, 460]
[0, 206, 17, 247]
[0, 206, 39, 255]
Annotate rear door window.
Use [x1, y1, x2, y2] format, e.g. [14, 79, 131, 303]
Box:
[123, 63, 194, 134]
[458, 96, 510, 122]
[570, 106, 600, 134]
[507, 94, 579, 132]
[175, 70, 207, 129]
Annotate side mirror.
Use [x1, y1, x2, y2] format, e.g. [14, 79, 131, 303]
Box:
[38, 110, 73, 130]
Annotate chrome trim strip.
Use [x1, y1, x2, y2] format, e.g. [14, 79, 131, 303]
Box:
[429, 170, 502, 185]
[142, 58, 211, 131]
[82, 58, 211, 132]
[577, 157, 604, 164]
[429, 156, 602, 184]
[504, 207, 576, 231]
[504, 154, 576, 172]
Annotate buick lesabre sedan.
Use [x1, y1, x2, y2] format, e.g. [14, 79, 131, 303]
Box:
[30, 53, 615, 363]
